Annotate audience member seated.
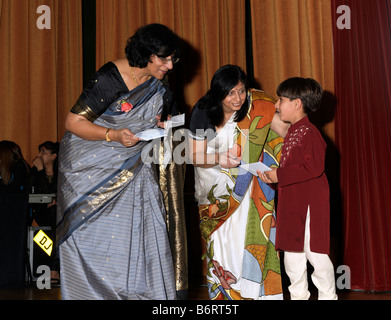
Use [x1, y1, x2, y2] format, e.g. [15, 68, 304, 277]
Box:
[0, 140, 30, 194]
[26, 141, 60, 286]
[0, 140, 30, 287]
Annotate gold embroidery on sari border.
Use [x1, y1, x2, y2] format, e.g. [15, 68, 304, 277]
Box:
[158, 135, 189, 292]
[89, 166, 135, 208]
[71, 99, 99, 122]
[70, 157, 142, 220]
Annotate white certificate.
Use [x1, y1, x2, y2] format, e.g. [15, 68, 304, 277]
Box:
[135, 128, 166, 141]
[167, 114, 185, 128]
[240, 162, 271, 175]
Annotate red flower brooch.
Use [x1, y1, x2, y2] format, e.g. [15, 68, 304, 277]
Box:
[121, 101, 133, 112]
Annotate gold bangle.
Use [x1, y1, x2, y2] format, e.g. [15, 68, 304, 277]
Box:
[105, 128, 112, 142]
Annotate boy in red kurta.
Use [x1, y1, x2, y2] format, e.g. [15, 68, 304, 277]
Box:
[258, 78, 337, 300]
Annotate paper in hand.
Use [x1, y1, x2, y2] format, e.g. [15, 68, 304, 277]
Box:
[240, 162, 271, 175]
[135, 114, 184, 141]
[167, 114, 185, 128]
[135, 128, 167, 141]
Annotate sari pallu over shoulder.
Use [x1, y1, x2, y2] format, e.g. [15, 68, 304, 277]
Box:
[57, 78, 166, 246]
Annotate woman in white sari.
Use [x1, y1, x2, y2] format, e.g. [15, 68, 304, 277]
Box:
[189, 65, 289, 300]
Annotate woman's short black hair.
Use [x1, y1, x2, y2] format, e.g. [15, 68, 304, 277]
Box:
[276, 77, 324, 114]
[201, 65, 249, 127]
[125, 23, 181, 68]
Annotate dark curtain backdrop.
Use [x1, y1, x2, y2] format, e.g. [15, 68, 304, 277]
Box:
[332, 0, 391, 291]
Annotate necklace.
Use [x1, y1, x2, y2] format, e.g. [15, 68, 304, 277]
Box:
[129, 66, 139, 86]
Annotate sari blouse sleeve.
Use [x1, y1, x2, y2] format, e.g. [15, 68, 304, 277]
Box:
[71, 62, 129, 122]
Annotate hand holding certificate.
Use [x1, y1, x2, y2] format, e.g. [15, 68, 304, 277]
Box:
[135, 128, 166, 141]
[243, 162, 278, 184]
[240, 162, 271, 175]
[167, 114, 185, 128]
[135, 114, 185, 141]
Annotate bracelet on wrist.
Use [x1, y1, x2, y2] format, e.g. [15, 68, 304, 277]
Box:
[105, 128, 112, 142]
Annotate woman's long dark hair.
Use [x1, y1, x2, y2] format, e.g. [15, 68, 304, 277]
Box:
[200, 65, 249, 127]
[0, 140, 29, 185]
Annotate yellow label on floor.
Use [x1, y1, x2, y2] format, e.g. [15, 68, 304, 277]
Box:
[33, 230, 53, 256]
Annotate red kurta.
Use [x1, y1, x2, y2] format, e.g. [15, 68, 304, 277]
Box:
[276, 116, 330, 254]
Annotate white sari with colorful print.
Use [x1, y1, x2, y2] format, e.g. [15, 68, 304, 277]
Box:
[192, 90, 284, 300]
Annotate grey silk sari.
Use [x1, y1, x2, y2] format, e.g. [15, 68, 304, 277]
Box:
[57, 65, 176, 300]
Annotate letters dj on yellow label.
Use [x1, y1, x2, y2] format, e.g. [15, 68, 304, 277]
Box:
[33, 230, 53, 256]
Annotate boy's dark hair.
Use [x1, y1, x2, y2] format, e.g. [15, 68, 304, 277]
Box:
[277, 77, 323, 114]
[125, 23, 181, 68]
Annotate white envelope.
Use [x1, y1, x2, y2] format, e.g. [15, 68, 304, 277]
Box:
[167, 114, 185, 128]
[240, 162, 271, 175]
[135, 128, 167, 141]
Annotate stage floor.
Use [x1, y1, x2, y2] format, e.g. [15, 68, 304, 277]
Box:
[0, 284, 391, 300]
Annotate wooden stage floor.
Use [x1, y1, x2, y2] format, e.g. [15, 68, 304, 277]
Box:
[1, 284, 391, 300]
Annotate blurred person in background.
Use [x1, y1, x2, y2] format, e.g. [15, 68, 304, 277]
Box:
[0, 140, 30, 194]
[26, 141, 60, 286]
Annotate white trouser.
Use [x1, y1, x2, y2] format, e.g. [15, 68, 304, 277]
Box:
[284, 206, 338, 300]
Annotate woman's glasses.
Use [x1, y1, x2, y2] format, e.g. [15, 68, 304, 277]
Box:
[157, 56, 180, 65]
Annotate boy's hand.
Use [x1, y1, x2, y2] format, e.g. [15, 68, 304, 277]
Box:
[257, 167, 278, 184]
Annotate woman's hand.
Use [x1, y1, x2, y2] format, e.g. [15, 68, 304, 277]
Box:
[65, 112, 140, 148]
[219, 150, 241, 169]
[110, 128, 140, 148]
[156, 114, 172, 128]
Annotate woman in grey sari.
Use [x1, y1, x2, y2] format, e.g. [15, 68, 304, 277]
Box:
[56, 24, 180, 300]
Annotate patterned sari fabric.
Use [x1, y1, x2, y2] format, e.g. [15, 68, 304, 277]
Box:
[57, 75, 176, 300]
[195, 90, 284, 300]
